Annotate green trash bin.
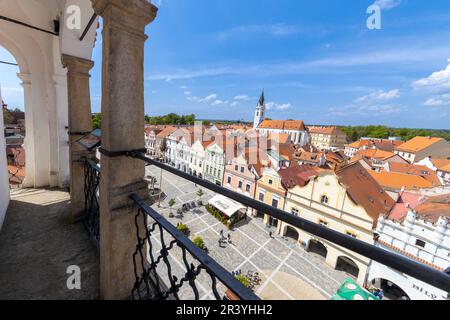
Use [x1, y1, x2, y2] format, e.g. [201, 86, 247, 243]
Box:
[331, 278, 379, 300]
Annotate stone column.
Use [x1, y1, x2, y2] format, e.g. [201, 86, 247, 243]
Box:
[62, 55, 94, 222]
[91, 0, 157, 300]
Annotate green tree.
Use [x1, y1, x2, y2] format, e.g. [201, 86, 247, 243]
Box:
[92, 113, 102, 129]
[168, 198, 176, 217]
[2, 109, 14, 124]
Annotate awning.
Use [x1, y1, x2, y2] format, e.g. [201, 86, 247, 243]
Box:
[208, 195, 246, 218]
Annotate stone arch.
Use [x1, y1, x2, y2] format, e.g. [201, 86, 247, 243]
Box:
[336, 256, 360, 278]
[307, 239, 328, 258]
[283, 225, 300, 241]
[369, 278, 411, 300]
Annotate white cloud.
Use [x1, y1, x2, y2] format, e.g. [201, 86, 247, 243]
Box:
[211, 99, 229, 106]
[266, 102, 292, 111]
[424, 94, 450, 107]
[230, 101, 239, 107]
[233, 95, 252, 101]
[184, 91, 192, 95]
[180, 85, 189, 89]
[330, 89, 402, 117]
[355, 89, 400, 104]
[187, 93, 218, 103]
[373, 0, 402, 10]
[413, 59, 450, 92]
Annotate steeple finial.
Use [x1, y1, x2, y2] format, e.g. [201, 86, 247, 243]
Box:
[258, 90, 265, 106]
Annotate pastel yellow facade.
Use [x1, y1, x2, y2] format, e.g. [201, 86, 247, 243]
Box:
[282, 172, 376, 285]
[255, 167, 286, 232]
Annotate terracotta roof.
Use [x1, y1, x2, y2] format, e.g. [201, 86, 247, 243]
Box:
[414, 194, 450, 222]
[259, 120, 306, 131]
[387, 163, 442, 186]
[396, 136, 444, 153]
[386, 192, 427, 222]
[295, 151, 323, 164]
[277, 143, 297, 161]
[354, 149, 397, 161]
[347, 139, 403, 152]
[336, 162, 396, 223]
[156, 126, 177, 138]
[440, 163, 450, 172]
[369, 171, 434, 190]
[268, 132, 291, 144]
[307, 126, 345, 136]
[279, 165, 320, 189]
[431, 158, 450, 170]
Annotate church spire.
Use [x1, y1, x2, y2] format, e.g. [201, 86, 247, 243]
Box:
[258, 90, 265, 106]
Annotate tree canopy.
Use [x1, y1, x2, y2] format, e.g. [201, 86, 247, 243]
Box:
[145, 113, 196, 125]
[339, 125, 450, 142]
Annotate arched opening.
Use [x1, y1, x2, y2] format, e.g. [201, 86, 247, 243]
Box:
[0, 45, 25, 190]
[336, 256, 359, 278]
[370, 278, 410, 300]
[307, 239, 328, 258]
[284, 225, 299, 241]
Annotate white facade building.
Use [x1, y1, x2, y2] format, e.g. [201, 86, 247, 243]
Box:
[368, 193, 450, 300]
[0, 90, 9, 229]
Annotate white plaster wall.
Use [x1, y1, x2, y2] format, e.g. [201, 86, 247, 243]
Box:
[0, 105, 10, 230]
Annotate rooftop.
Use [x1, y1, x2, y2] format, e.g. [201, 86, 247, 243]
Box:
[259, 120, 306, 131]
[396, 136, 444, 153]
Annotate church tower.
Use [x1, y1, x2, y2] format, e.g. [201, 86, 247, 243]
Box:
[253, 90, 265, 129]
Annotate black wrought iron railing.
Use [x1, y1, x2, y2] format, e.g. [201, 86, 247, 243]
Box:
[128, 151, 450, 296]
[83, 158, 100, 248]
[130, 194, 259, 300]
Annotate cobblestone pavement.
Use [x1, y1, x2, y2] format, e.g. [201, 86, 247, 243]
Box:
[146, 166, 351, 300]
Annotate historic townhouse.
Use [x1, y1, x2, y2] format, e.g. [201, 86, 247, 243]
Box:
[307, 126, 348, 151]
[224, 147, 270, 215]
[155, 126, 176, 161]
[394, 136, 450, 164]
[255, 165, 288, 230]
[369, 193, 450, 300]
[281, 162, 395, 285]
[189, 139, 212, 178]
[145, 125, 164, 157]
[175, 132, 194, 173]
[203, 141, 227, 185]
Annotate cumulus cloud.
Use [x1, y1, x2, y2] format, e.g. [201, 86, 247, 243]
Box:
[355, 89, 400, 104]
[373, 0, 402, 10]
[266, 102, 292, 111]
[424, 94, 450, 107]
[184, 91, 192, 95]
[211, 100, 229, 106]
[187, 94, 218, 103]
[330, 88, 402, 117]
[233, 95, 252, 101]
[413, 59, 450, 92]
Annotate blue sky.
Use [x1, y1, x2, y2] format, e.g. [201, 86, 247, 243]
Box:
[2, 0, 450, 129]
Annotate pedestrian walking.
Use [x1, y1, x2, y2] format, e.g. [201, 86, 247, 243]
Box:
[227, 233, 232, 244]
[269, 231, 273, 238]
[220, 229, 224, 239]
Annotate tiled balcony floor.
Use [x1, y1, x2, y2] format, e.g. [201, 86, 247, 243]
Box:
[0, 189, 99, 300]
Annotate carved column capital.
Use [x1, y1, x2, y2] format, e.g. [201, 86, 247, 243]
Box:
[91, 0, 158, 25]
[62, 55, 94, 75]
